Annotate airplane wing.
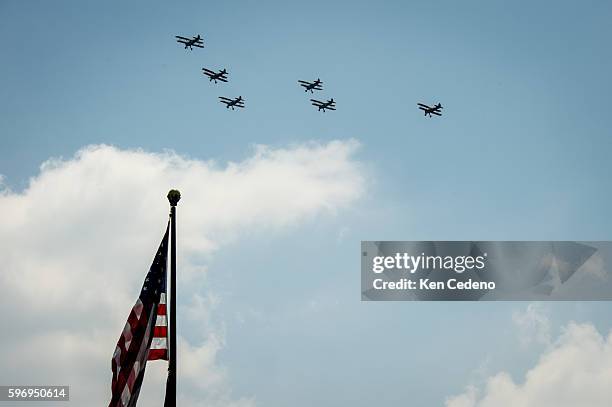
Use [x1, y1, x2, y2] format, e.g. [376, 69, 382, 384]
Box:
[313, 86, 323, 90]
[217, 77, 228, 83]
[325, 107, 336, 110]
[202, 68, 216, 74]
[417, 103, 430, 109]
[431, 111, 442, 116]
[310, 99, 324, 106]
[298, 80, 311, 84]
[418, 106, 428, 111]
[176, 36, 204, 48]
[219, 97, 233, 101]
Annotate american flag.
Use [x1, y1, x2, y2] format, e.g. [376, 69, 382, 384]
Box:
[109, 224, 170, 407]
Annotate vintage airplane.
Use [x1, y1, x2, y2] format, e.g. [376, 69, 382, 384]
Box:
[202, 68, 228, 83]
[310, 98, 336, 112]
[175, 34, 204, 50]
[417, 102, 443, 117]
[298, 79, 323, 93]
[219, 96, 245, 110]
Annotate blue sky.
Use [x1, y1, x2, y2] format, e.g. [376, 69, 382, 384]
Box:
[1, 1, 612, 406]
[2, 0, 612, 238]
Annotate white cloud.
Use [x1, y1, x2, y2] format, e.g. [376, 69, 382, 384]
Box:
[447, 386, 479, 407]
[512, 303, 551, 347]
[0, 141, 365, 406]
[446, 322, 612, 407]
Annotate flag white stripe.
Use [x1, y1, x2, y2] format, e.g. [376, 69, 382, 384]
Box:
[150, 337, 167, 349]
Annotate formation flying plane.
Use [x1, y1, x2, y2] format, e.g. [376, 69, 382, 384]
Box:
[311, 98, 336, 112]
[175, 35, 204, 50]
[298, 79, 323, 93]
[417, 102, 443, 117]
[219, 96, 245, 110]
[202, 68, 228, 83]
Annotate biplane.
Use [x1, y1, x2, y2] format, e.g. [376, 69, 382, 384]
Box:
[298, 79, 323, 93]
[417, 102, 443, 117]
[175, 35, 204, 50]
[202, 68, 228, 83]
[310, 98, 336, 112]
[219, 96, 245, 110]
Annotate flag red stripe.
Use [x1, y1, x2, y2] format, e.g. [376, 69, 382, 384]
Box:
[148, 349, 168, 360]
[157, 304, 167, 315]
[153, 326, 167, 337]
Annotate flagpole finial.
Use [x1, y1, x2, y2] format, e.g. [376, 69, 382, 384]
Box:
[167, 189, 181, 207]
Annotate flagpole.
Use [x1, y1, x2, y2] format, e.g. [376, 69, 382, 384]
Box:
[165, 189, 180, 407]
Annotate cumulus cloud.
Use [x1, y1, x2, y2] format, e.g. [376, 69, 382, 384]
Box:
[0, 141, 365, 406]
[446, 322, 612, 407]
[512, 303, 551, 347]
